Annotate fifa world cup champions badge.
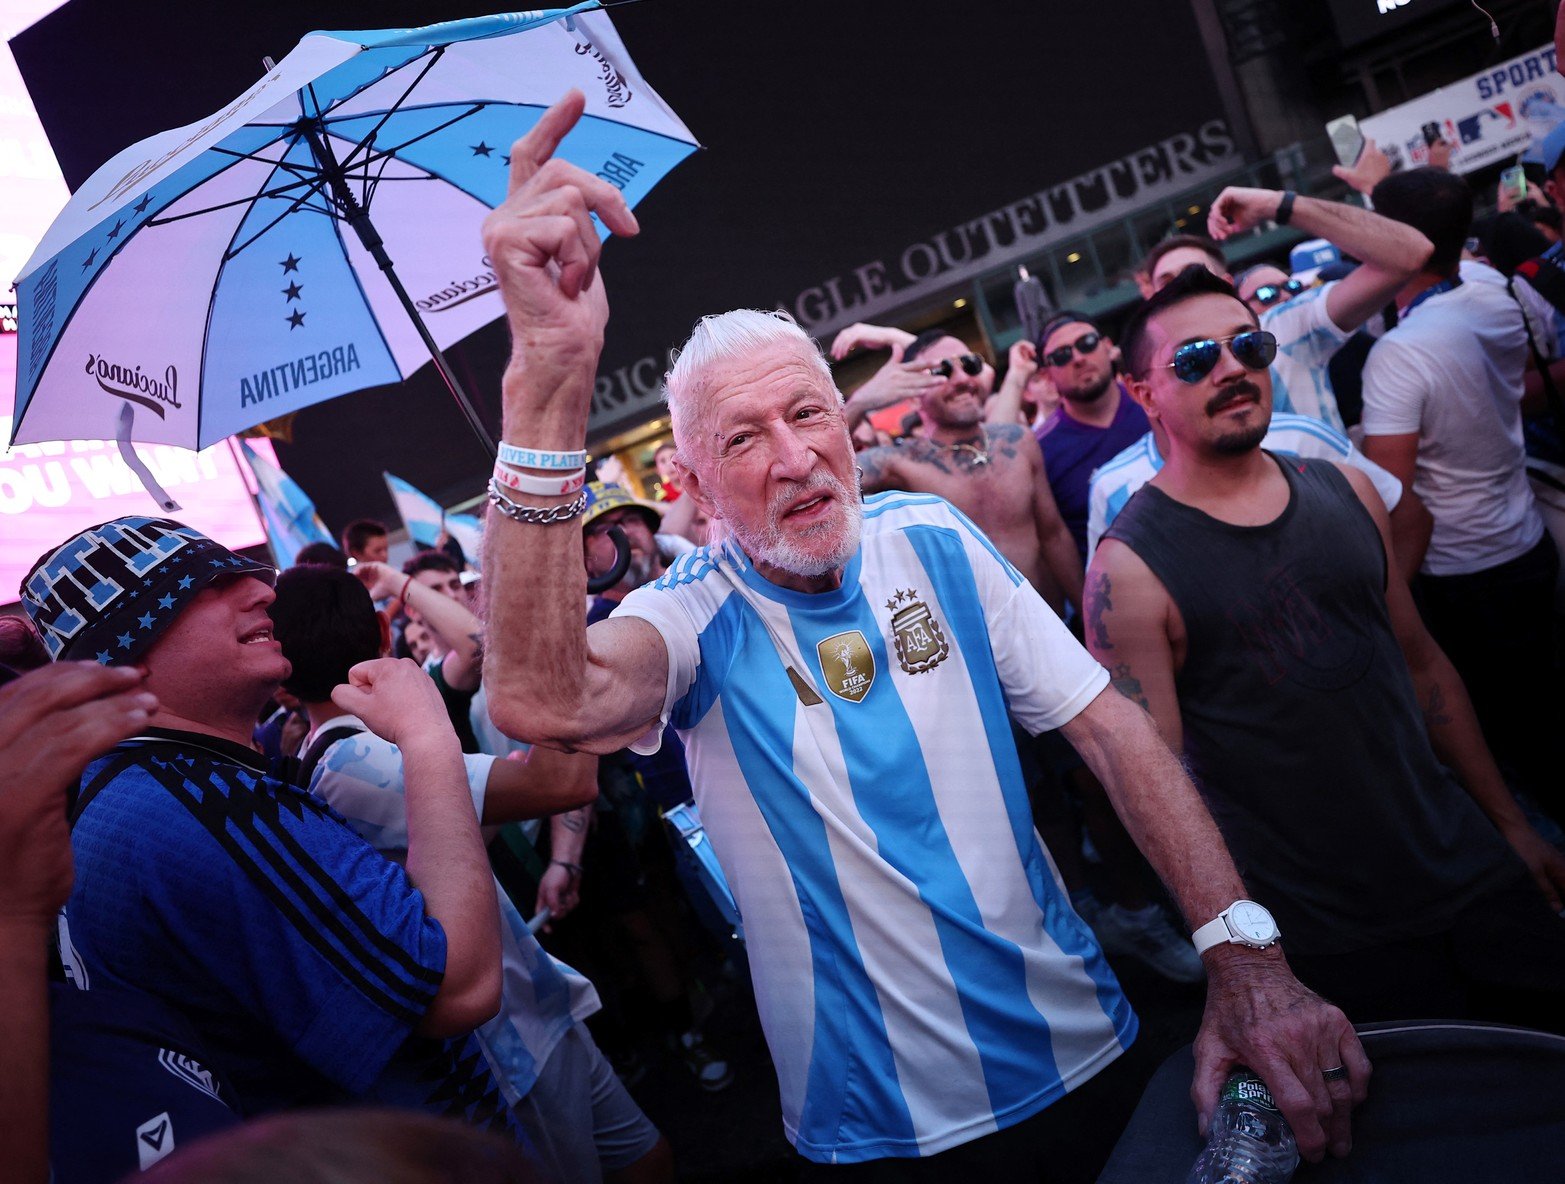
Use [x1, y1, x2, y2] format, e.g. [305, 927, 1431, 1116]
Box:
[817, 631, 875, 703]
[886, 589, 950, 675]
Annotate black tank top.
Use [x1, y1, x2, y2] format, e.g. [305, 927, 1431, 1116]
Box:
[1105, 455, 1517, 954]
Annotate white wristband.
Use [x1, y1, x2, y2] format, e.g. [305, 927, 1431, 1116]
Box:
[497, 442, 588, 471]
[492, 462, 586, 496]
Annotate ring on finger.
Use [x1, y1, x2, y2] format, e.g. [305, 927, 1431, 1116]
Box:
[1322, 1065, 1349, 1083]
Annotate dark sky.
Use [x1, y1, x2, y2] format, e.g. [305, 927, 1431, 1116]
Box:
[13, 0, 1227, 527]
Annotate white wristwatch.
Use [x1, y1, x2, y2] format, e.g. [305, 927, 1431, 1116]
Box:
[1192, 899, 1280, 955]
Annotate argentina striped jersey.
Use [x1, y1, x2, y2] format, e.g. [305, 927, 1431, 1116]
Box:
[614, 493, 1134, 1163]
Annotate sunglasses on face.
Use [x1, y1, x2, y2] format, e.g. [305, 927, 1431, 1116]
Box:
[924, 353, 985, 378]
[1250, 279, 1304, 307]
[1161, 330, 1277, 384]
[1042, 332, 1102, 368]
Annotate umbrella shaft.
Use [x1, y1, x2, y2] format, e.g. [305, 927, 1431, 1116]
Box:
[300, 124, 496, 458]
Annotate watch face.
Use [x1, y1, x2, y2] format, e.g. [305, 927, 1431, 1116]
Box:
[1229, 901, 1277, 944]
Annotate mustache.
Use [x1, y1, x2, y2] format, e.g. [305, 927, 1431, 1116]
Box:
[1205, 380, 1262, 416]
[768, 468, 853, 520]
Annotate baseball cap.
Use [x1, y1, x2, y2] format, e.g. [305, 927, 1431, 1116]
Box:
[20, 516, 276, 665]
[1289, 238, 1342, 286]
[1542, 121, 1565, 175]
[1037, 309, 1106, 352]
[582, 482, 663, 533]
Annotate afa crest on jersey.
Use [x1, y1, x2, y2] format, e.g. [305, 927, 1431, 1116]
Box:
[886, 588, 950, 675]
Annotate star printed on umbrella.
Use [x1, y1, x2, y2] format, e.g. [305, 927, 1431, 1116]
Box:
[138, 612, 156, 630]
[282, 281, 303, 302]
[132, 193, 153, 215]
[96, 651, 112, 664]
[107, 219, 125, 241]
[280, 253, 302, 273]
[471, 141, 494, 157]
[178, 576, 195, 589]
[117, 632, 134, 650]
[501, 154, 511, 167]
[287, 309, 306, 330]
[81, 247, 98, 271]
[158, 594, 176, 610]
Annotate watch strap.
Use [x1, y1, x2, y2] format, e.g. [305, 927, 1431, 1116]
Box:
[1191, 913, 1232, 955]
[1275, 189, 1297, 227]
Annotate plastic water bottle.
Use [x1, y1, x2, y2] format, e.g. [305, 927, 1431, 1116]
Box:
[1187, 1069, 1299, 1184]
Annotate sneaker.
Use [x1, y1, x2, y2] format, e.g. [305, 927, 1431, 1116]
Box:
[676, 1029, 735, 1092]
[1092, 903, 1206, 985]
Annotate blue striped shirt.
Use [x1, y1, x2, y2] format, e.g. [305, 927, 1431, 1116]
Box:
[1262, 282, 1351, 432]
[615, 494, 1133, 1163]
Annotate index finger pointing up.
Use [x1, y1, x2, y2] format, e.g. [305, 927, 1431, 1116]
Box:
[509, 88, 588, 194]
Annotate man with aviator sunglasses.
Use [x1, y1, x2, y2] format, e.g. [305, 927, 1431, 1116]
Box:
[1140, 185, 1433, 433]
[1088, 265, 1565, 1062]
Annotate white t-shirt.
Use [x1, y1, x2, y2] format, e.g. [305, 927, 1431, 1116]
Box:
[306, 716, 599, 1104]
[1261, 281, 1352, 432]
[613, 494, 1132, 1164]
[1361, 261, 1544, 575]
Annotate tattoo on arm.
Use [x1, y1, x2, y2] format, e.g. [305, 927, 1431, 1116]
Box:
[1085, 570, 1113, 650]
[1110, 662, 1151, 712]
[559, 806, 589, 832]
[1421, 684, 1453, 728]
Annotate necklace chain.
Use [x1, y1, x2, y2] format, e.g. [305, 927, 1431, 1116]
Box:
[930, 437, 990, 468]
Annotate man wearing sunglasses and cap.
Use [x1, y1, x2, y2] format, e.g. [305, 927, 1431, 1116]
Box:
[1086, 266, 1565, 1035]
[1027, 313, 1149, 564]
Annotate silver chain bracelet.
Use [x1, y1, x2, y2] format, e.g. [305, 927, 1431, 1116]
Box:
[487, 479, 588, 525]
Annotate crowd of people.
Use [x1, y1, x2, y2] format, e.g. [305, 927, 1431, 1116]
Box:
[5, 84, 1565, 1184]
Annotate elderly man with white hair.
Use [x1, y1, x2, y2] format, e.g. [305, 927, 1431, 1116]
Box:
[480, 94, 1368, 1181]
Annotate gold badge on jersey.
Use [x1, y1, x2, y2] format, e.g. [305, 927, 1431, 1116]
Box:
[887, 588, 950, 675]
[817, 630, 875, 703]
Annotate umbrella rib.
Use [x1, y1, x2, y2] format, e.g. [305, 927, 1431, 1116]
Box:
[335, 46, 446, 174]
[350, 104, 488, 169]
[146, 175, 324, 226]
[196, 148, 300, 449]
[224, 181, 335, 260]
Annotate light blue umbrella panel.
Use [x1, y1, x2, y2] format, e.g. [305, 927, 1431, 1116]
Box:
[12, 4, 697, 459]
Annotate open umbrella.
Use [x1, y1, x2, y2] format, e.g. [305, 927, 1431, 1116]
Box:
[10, 3, 696, 502]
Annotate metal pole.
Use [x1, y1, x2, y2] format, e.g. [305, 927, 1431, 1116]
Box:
[301, 124, 497, 458]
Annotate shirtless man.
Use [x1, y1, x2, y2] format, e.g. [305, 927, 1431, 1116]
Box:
[846, 330, 1084, 612]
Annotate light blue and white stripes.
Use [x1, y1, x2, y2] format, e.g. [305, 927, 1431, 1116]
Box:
[615, 493, 1132, 1162]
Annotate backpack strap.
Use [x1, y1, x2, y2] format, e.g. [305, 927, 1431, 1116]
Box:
[295, 722, 367, 787]
[1509, 272, 1565, 433]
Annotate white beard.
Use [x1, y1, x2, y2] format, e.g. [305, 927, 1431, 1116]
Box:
[718, 469, 862, 578]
